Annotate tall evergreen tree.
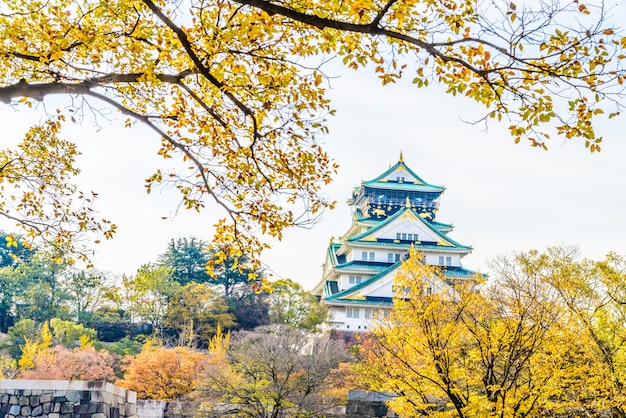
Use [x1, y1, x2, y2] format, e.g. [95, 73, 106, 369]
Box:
[157, 237, 211, 286]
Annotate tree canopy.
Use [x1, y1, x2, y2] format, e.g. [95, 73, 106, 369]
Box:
[0, 0, 624, 264]
[157, 237, 211, 286]
[268, 278, 329, 331]
[202, 325, 351, 417]
[359, 247, 626, 417]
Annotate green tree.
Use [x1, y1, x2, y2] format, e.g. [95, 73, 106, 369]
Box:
[0, 266, 21, 332]
[0, 0, 623, 266]
[6, 318, 98, 366]
[208, 245, 265, 298]
[268, 279, 329, 331]
[5, 318, 38, 358]
[64, 269, 118, 325]
[10, 250, 72, 323]
[0, 232, 37, 331]
[48, 318, 97, 347]
[121, 264, 180, 332]
[157, 237, 211, 286]
[227, 284, 270, 331]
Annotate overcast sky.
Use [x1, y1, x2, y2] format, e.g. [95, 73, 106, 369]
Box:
[2, 17, 625, 290]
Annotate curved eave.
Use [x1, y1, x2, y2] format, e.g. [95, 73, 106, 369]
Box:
[439, 266, 484, 279]
[361, 181, 444, 193]
[431, 221, 454, 232]
[346, 240, 472, 253]
[328, 243, 341, 264]
[326, 261, 402, 301]
[334, 261, 391, 274]
[324, 299, 393, 307]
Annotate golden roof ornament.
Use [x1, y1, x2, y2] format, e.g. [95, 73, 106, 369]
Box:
[399, 151, 404, 163]
[405, 196, 411, 208]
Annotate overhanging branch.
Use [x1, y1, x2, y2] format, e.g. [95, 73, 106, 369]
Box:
[0, 73, 188, 104]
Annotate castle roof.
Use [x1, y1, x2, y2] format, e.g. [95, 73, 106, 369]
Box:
[346, 205, 471, 251]
[322, 261, 479, 305]
[358, 157, 444, 194]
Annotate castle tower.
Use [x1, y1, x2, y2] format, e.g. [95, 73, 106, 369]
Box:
[312, 154, 480, 332]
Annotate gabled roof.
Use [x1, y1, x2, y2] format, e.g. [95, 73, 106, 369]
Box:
[323, 260, 482, 304]
[324, 261, 403, 301]
[347, 206, 471, 251]
[361, 181, 444, 193]
[361, 157, 444, 193]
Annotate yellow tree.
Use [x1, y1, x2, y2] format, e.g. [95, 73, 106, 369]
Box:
[358, 249, 570, 417]
[0, 122, 116, 263]
[511, 247, 626, 417]
[0, 0, 624, 266]
[163, 282, 236, 347]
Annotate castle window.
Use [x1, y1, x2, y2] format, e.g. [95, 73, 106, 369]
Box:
[365, 309, 372, 319]
[388, 253, 393, 262]
[401, 233, 407, 240]
[439, 256, 444, 265]
[362, 251, 368, 261]
[446, 256, 452, 266]
[407, 233, 412, 241]
[356, 276, 362, 284]
[396, 233, 401, 240]
[395, 254, 401, 262]
[369, 252, 375, 261]
[349, 276, 355, 284]
[347, 308, 359, 318]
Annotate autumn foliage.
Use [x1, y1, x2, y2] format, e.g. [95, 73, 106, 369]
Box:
[19, 345, 115, 381]
[116, 344, 209, 400]
[0, 0, 624, 266]
[359, 247, 626, 417]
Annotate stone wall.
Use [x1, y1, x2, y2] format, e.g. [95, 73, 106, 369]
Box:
[0, 380, 136, 418]
[345, 390, 399, 418]
[0, 381, 398, 418]
[135, 401, 201, 418]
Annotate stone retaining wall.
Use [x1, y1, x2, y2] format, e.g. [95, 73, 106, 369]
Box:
[0, 381, 396, 418]
[345, 390, 399, 417]
[0, 380, 136, 418]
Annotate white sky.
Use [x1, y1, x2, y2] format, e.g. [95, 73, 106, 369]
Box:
[2, 22, 626, 290]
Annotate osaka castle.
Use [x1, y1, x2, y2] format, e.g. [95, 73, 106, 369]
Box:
[312, 153, 479, 332]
